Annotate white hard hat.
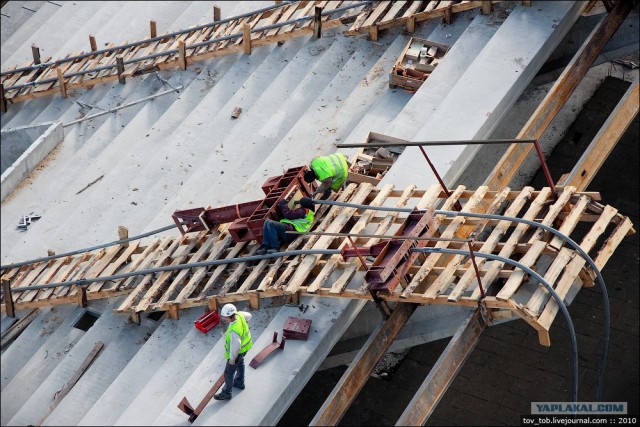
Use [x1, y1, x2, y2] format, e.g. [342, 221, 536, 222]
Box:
[221, 303, 237, 317]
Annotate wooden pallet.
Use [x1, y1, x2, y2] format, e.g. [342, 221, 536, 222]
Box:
[1, 183, 632, 344]
[344, 1, 505, 40]
[0, 1, 366, 106]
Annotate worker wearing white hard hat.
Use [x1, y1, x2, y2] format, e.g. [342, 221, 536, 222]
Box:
[214, 303, 253, 401]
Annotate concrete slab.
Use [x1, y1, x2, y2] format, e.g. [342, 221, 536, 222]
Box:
[382, 1, 585, 191]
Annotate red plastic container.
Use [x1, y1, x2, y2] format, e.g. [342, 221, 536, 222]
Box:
[194, 311, 220, 333]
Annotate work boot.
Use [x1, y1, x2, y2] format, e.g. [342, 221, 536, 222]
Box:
[255, 245, 268, 256]
[266, 247, 279, 254]
[233, 381, 245, 390]
[213, 391, 232, 401]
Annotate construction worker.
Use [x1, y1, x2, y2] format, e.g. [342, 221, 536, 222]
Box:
[214, 303, 253, 401]
[256, 197, 315, 255]
[303, 152, 349, 200]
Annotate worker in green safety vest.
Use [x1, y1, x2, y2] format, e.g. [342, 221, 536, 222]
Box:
[256, 197, 316, 255]
[214, 303, 253, 401]
[303, 152, 349, 200]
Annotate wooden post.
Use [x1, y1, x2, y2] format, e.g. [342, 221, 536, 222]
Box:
[116, 55, 125, 84]
[242, 23, 251, 55]
[77, 285, 87, 308]
[89, 34, 97, 51]
[249, 292, 260, 310]
[207, 298, 218, 313]
[178, 40, 187, 69]
[481, 1, 492, 15]
[213, 5, 221, 21]
[2, 279, 15, 318]
[406, 16, 415, 33]
[168, 304, 180, 320]
[443, 5, 452, 24]
[47, 249, 56, 256]
[31, 44, 41, 64]
[56, 68, 67, 97]
[521, 0, 531, 6]
[118, 226, 129, 247]
[130, 312, 141, 325]
[1, 84, 7, 113]
[150, 20, 157, 38]
[313, 6, 322, 38]
[369, 25, 378, 41]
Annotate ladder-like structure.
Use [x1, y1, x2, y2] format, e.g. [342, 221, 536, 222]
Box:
[1, 182, 632, 344]
[0, 1, 369, 107]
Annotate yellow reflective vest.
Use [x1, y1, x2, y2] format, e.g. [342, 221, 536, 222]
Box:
[224, 312, 252, 359]
[281, 209, 315, 232]
[310, 153, 348, 191]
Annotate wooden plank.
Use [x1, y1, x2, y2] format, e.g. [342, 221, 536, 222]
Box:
[537, 205, 619, 330]
[396, 185, 469, 298]
[237, 257, 271, 294]
[396, 309, 485, 426]
[14, 260, 58, 303]
[402, 1, 426, 18]
[467, 188, 553, 300]
[307, 258, 338, 293]
[527, 186, 575, 243]
[117, 236, 186, 313]
[196, 235, 244, 299]
[219, 244, 260, 296]
[431, 187, 510, 298]
[380, 1, 407, 23]
[593, 217, 633, 270]
[0, 308, 39, 349]
[114, 238, 164, 290]
[41, 254, 90, 300]
[264, 1, 304, 37]
[174, 232, 231, 303]
[484, 0, 632, 192]
[362, 1, 393, 28]
[136, 231, 218, 312]
[310, 302, 419, 426]
[548, 194, 590, 249]
[91, 241, 141, 292]
[283, 183, 374, 294]
[493, 240, 548, 302]
[346, 1, 375, 33]
[36, 341, 104, 426]
[329, 265, 357, 294]
[521, 247, 574, 310]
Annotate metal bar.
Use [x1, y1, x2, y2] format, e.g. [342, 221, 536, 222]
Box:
[484, 0, 633, 191]
[347, 236, 369, 270]
[396, 310, 485, 425]
[288, 230, 472, 244]
[336, 138, 537, 148]
[467, 241, 485, 299]
[418, 146, 462, 211]
[533, 140, 557, 197]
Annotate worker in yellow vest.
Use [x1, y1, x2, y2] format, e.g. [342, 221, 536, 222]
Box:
[214, 303, 253, 401]
[256, 197, 315, 255]
[303, 152, 349, 200]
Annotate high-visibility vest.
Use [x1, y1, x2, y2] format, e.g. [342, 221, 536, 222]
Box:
[310, 153, 348, 191]
[224, 312, 252, 359]
[280, 209, 315, 232]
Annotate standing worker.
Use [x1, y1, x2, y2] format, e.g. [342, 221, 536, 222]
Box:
[256, 197, 315, 255]
[303, 152, 349, 200]
[214, 303, 253, 401]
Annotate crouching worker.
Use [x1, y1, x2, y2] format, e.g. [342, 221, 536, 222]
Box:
[214, 303, 252, 401]
[303, 152, 349, 200]
[256, 197, 315, 255]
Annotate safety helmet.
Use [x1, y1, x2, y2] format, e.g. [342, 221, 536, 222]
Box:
[221, 303, 237, 317]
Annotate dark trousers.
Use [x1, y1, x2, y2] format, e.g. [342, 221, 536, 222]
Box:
[262, 220, 295, 249]
[221, 353, 245, 395]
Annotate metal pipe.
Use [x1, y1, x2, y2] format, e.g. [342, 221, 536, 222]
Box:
[63, 85, 183, 127]
[533, 139, 558, 197]
[335, 138, 538, 148]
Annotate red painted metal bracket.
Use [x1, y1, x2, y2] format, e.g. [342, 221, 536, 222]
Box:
[178, 372, 225, 423]
[341, 208, 436, 294]
[249, 331, 286, 369]
[172, 165, 316, 242]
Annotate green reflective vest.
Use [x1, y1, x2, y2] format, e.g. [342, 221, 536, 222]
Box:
[310, 152, 348, 191]
[224, 312, 252, 359]
[281, 209, 315, 232]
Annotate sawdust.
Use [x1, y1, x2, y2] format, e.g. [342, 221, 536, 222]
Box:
[2, 143, 62, 203]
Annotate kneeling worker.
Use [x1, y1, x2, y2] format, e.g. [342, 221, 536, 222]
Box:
[303, 152, 349, 200]
[214, 303, 253, 401]
[256, 197, 315, 255]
